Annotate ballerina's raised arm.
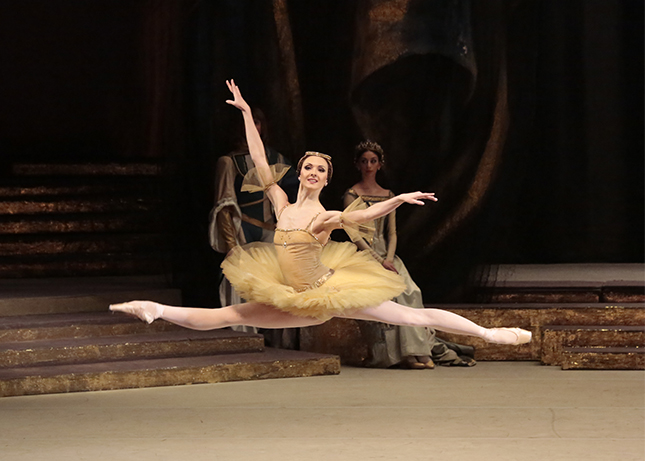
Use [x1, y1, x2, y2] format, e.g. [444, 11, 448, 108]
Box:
[225, 79, 290, 214]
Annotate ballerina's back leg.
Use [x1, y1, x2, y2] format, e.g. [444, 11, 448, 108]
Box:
[339, 301, 531, 345]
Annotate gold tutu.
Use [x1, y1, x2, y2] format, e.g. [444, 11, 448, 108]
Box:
[221, 241, 406, 320]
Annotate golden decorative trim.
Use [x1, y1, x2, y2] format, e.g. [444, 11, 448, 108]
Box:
[263, 180, 277, 191]
[295, 269, 335, 292]
[304, 151, 332, 161]
[239, 197, 268, 208]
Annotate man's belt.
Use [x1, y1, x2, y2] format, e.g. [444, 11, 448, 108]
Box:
[241, 214, 276, 231]
[239, 197, 268, 208]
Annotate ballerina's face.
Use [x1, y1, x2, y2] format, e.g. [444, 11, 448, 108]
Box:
[299, 156, 329, 189]
[357, 150, 381, 178]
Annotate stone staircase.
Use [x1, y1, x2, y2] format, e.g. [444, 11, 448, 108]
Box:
[468, 264, 645, 370]
[541, 325, 645, 368]
[0, 161, 340, 397]
[0, 312, 340, 397]
[0, 162, 170, 278]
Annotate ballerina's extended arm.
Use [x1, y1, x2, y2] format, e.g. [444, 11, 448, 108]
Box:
[225, 79, 289, 213]
[316, 191, 437, 235]
[349, 192, 437, 222]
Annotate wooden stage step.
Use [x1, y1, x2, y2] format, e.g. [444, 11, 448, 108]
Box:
[561, 347, 644, 370]
[479, 264, 644, 303]
[0, 161, 170, 278]
[0, 312, 340, 397]
[0, 252, 168, 278]
[0, 178, 159, 198]
[0, 312, 182, 342]
[433, 302, 644, 365]
[482, 285, 645, 304]
[0, 275, 181, 316]
[0, 348, 340, 398]
[0, 329, 264, 368]
[541, 325, 645, 366]
[0, 212, 165, 235]
[0, 196, 160, 215]
[11, 162, 163, 176]
[0, 233, 167, 256]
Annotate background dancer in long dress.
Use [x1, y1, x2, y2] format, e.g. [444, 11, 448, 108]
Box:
[344, 141, 475, 369]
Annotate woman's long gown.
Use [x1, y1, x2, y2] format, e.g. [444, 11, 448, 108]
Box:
[342, 188, 435, 367]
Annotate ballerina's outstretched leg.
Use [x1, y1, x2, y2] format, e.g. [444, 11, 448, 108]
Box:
[340, 301, 531, 345]
[110, 300, 530, 345]
[109, 301, 325, 330]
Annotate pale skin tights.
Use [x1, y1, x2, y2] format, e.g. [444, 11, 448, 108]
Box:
[111, 300, 521, 344]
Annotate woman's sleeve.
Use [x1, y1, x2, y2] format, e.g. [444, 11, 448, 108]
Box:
[342, 189, 376, 252]
[342, 189, 358, 208]
[385, 209, 397, 263]
[340, 196, 375, 243]
[240, 164, 291, 193]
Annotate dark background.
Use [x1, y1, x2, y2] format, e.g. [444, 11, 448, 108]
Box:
[0, 0, 642, 304]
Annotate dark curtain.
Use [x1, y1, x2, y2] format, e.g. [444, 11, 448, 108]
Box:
[347, 0, 509, 301]
[149, 0, 642, 303]
[0, 0, 144, 162]
[478, 0, 643, 268]
[0, 0, 638, 302]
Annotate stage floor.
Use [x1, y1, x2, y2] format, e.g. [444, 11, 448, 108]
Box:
[0, 362, 642, 461]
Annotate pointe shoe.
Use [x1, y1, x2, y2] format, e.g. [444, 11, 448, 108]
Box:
[109, 301, 163, 324]
[486, 327, 532, 345]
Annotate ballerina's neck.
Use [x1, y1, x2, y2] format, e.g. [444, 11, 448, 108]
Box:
[277, 204, 324, 231]
[296, 183, 323, 202]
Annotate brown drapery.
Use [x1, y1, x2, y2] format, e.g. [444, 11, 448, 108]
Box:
[141, 0, 193, 158]
[348, 0, 509, 297]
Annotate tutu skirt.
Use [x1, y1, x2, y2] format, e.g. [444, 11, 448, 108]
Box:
[221, 241, 407, 320]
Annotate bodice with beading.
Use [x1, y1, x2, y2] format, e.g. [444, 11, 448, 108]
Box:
[273, 215, 333, 292]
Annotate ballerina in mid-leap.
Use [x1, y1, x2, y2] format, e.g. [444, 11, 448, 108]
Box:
[110, 80, 531, 346]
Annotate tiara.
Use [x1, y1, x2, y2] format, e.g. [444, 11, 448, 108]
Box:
[304, 151, 332, 161]
[355, 140, 383, 156]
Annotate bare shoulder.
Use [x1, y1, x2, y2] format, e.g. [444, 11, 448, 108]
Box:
[349, 184, 364, 196]
[310, 209, 334, 225]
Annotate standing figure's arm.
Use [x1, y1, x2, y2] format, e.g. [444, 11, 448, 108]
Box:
[225, 80, 289, 212]
[385, 190, 398, 263]
[209, 155, 243, 252]
[383, 206, 398, 273]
